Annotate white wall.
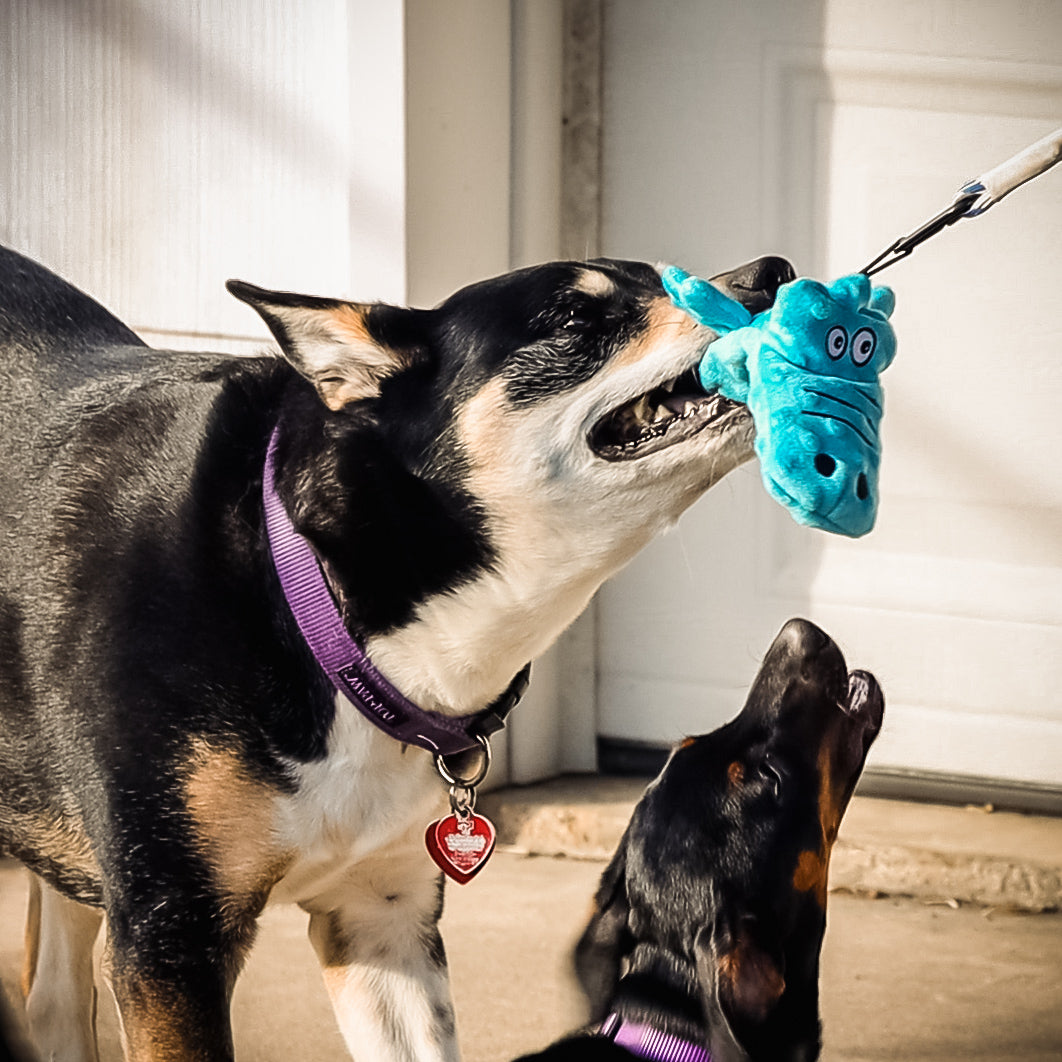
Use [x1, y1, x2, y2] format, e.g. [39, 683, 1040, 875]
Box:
[596, 0, 1062, 799]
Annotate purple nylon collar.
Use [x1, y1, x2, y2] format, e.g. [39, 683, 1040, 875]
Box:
[601, 1014, 712, 1062]
[263, 428, 527, 757]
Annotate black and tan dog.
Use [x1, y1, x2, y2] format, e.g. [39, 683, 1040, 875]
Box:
[517, 618, 883, 1062]
[0, 244, 793, 1061]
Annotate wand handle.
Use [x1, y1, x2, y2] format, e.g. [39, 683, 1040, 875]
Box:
[959, 126, 1062, 216]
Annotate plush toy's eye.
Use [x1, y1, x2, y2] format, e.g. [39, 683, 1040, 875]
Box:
[851, 327, 876, 365]
[825, 325, 848, 359]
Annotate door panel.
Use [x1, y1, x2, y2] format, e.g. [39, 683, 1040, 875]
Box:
[598, 1, 1062, 791]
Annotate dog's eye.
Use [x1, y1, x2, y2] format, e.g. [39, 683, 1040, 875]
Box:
[761, 756, 783, 799]
[561, 304, 599, 331]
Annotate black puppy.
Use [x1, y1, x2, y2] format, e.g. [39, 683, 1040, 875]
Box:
[518, 618, 883, 1062]
[0, 243, 793, 1061]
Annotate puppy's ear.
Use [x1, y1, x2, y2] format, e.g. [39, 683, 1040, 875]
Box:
[227, 280, 430, 411]
[573, 846, 632, 1019]
[695, 914, 785, 1056]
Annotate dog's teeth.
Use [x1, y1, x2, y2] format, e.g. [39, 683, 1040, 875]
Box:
[631, 396, 652, 423]
[683, 400, 698, 417]
[652, 405, 672, 423]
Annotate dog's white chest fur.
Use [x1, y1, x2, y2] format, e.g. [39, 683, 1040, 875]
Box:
[269, 694, 445, 906]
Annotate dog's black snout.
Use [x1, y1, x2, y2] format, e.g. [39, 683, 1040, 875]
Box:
[752, 255, 798, 299]
[777, 617, 830, 654]
[711, 255, 796, 315]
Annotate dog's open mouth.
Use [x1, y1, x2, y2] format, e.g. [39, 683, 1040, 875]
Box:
[588, 368, 745, 460]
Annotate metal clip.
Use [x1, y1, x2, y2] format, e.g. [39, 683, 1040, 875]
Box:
[861, 189, 981, 276]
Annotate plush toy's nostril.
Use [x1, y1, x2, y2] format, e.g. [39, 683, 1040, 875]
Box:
[814, 453, 836, 477]
[856, 473, 869, 500]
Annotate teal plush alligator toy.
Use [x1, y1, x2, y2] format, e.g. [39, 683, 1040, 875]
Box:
[660, 127, 1062, 537]
[662, 268, 897, 538]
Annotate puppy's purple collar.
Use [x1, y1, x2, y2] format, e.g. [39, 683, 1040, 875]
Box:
[600, 1014, 712, 1062]
[263, 428, 529, 757]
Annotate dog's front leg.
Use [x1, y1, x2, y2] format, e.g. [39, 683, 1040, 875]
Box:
[303, 841, 459, 1062]
[102, 890, 255, 1062]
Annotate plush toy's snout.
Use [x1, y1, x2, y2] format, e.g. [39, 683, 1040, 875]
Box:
[762, 372, 883, 537]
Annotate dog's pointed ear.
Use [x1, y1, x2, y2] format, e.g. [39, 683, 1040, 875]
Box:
[226, 280, 430, 411]
[573, 846, 633, 1019]
[695, 914, 784, 1057]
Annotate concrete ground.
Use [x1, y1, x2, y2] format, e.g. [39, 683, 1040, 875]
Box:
[2, 782, 1061, 1060]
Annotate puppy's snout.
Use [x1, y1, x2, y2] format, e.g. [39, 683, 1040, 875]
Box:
[776, 617, 830, 656]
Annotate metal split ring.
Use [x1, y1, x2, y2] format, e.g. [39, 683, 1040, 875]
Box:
[434, 733, 492, 790]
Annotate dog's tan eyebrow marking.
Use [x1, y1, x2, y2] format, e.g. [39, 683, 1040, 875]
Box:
[727, 760, 745, 788]
[574, 269, 615, 296]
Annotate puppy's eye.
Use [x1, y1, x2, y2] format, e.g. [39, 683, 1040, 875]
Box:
[761, 757, 783, 799]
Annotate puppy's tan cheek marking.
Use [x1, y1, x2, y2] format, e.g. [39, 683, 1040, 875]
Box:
[792, 849, 829, 909]
[817, 742, 844, 846]
[608, 297, 700, 371]
[792, 745, 843, 909]
[183, 741, 290, 918]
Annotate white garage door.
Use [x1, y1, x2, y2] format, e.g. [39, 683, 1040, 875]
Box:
[596, 1, 1062, 802]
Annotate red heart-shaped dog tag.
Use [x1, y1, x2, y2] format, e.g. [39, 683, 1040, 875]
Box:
[425, 811, 497, 884]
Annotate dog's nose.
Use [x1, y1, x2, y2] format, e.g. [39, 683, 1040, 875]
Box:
[710, 255, 796, 315]
[777, 617, 830, 655]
